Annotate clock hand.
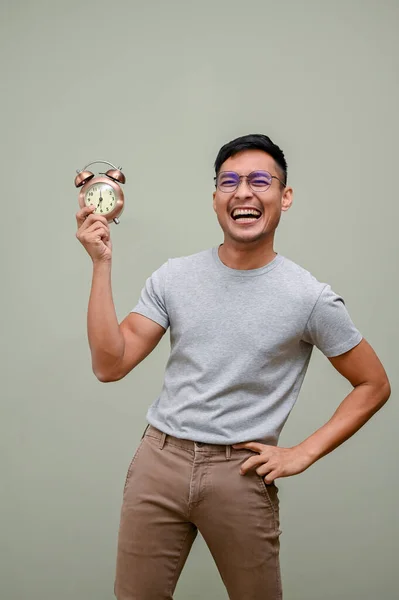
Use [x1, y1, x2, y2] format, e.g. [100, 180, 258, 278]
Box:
[95, 189, 103, 209]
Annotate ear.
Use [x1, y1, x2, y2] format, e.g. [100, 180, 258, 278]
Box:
[281, 186, 293, 212]
[213, 191, 217, 212]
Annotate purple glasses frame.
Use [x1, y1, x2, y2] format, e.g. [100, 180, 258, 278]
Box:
[214, 170, 286, 192]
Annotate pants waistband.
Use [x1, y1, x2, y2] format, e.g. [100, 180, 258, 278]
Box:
[142, 424, 232, 459]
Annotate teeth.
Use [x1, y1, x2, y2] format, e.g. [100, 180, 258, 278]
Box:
[232, 208, 261, 218]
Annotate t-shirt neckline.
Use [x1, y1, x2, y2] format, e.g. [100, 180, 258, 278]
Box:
[212, 245, 284, 277]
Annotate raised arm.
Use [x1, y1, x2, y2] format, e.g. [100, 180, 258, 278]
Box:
[75, 205, 166, 383]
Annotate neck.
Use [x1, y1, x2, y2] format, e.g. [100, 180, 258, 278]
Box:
[218, 240, 277, 270]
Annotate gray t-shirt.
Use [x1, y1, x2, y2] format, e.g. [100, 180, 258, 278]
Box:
[131, 246, 363, 445]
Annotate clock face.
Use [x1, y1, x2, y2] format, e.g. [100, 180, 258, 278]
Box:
[84, 182, 116, 215]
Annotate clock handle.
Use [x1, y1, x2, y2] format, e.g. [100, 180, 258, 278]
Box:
[78, 160, 121, 172]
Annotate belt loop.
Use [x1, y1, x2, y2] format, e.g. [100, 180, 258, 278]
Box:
[159, 432, 166, 449]
[225, 445, 231, 460]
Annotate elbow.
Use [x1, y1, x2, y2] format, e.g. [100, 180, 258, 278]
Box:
[92, 364, 118, 383]
[369, 377, 391, 408]
[92, 357, 120, 383]
[92, 354, 131, 383]
[381, 379, 391, 404]
[94, 370, 115, 383]
[96, 374, 114, 383]
[93, 366, 128, 383]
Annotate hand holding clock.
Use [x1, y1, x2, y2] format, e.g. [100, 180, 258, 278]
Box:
[76, 205, 112, 263]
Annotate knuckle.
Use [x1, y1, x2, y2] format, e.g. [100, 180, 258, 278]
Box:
[89, 214, 107, 226]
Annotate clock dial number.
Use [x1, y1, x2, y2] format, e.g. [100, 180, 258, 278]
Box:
[84, 183, 116, 214]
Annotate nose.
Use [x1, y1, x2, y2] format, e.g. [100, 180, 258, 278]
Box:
[234, 177, 253, 199]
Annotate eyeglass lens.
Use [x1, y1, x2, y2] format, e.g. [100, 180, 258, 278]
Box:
[217, 171, 272, 192]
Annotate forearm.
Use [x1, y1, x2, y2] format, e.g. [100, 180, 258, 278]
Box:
[295, 382, 390, 466]
[87, 260, 125, 379]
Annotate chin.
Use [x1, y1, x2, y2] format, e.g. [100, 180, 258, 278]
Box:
[227, 230, 267, 244]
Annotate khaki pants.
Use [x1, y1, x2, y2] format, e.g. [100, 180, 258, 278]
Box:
[114, 425, 283, 599]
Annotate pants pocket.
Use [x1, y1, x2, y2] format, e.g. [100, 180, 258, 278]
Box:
[258, 477, 282, 536]
[123, 438, 145, 495]
[258, 476, 280, 513]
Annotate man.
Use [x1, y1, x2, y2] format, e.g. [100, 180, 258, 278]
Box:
[76, 134, 391, 600]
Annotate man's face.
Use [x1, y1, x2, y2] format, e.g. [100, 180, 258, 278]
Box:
[212, 149, 293, 245]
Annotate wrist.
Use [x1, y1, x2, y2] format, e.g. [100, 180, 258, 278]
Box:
[92, 258, 112, 270]
[293, 442, 319, 468]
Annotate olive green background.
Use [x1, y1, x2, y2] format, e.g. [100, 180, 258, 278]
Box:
[1, 0, 398, 598]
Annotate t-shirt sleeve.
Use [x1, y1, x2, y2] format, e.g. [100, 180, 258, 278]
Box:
[302, 284, 363, 357]
[130, 260, 170, 330]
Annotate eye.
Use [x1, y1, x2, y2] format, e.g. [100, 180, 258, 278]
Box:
[219, 173, 239, 187]
[249, 172, 271, 187]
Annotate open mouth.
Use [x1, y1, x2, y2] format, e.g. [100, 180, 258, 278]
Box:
[230, 207, 262, 224]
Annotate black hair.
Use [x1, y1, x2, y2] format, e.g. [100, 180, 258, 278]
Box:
[214, 133, 287, 185]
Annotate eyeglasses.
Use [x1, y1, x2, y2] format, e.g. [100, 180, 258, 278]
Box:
[214, 170, 286, 193]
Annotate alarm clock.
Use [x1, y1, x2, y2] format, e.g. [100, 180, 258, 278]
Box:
[74, 160, 126, 224]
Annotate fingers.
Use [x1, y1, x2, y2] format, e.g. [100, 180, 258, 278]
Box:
[256, 463, 271, 477]
[76, 204, 96, 228]
[76, 207, 110, 231]
[240, 454, 267, 475]
[77, 220, 110, 241]
[87, 221, 110, 236]
[75, 204, 112, 261]
[233, 441, 264, 453]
